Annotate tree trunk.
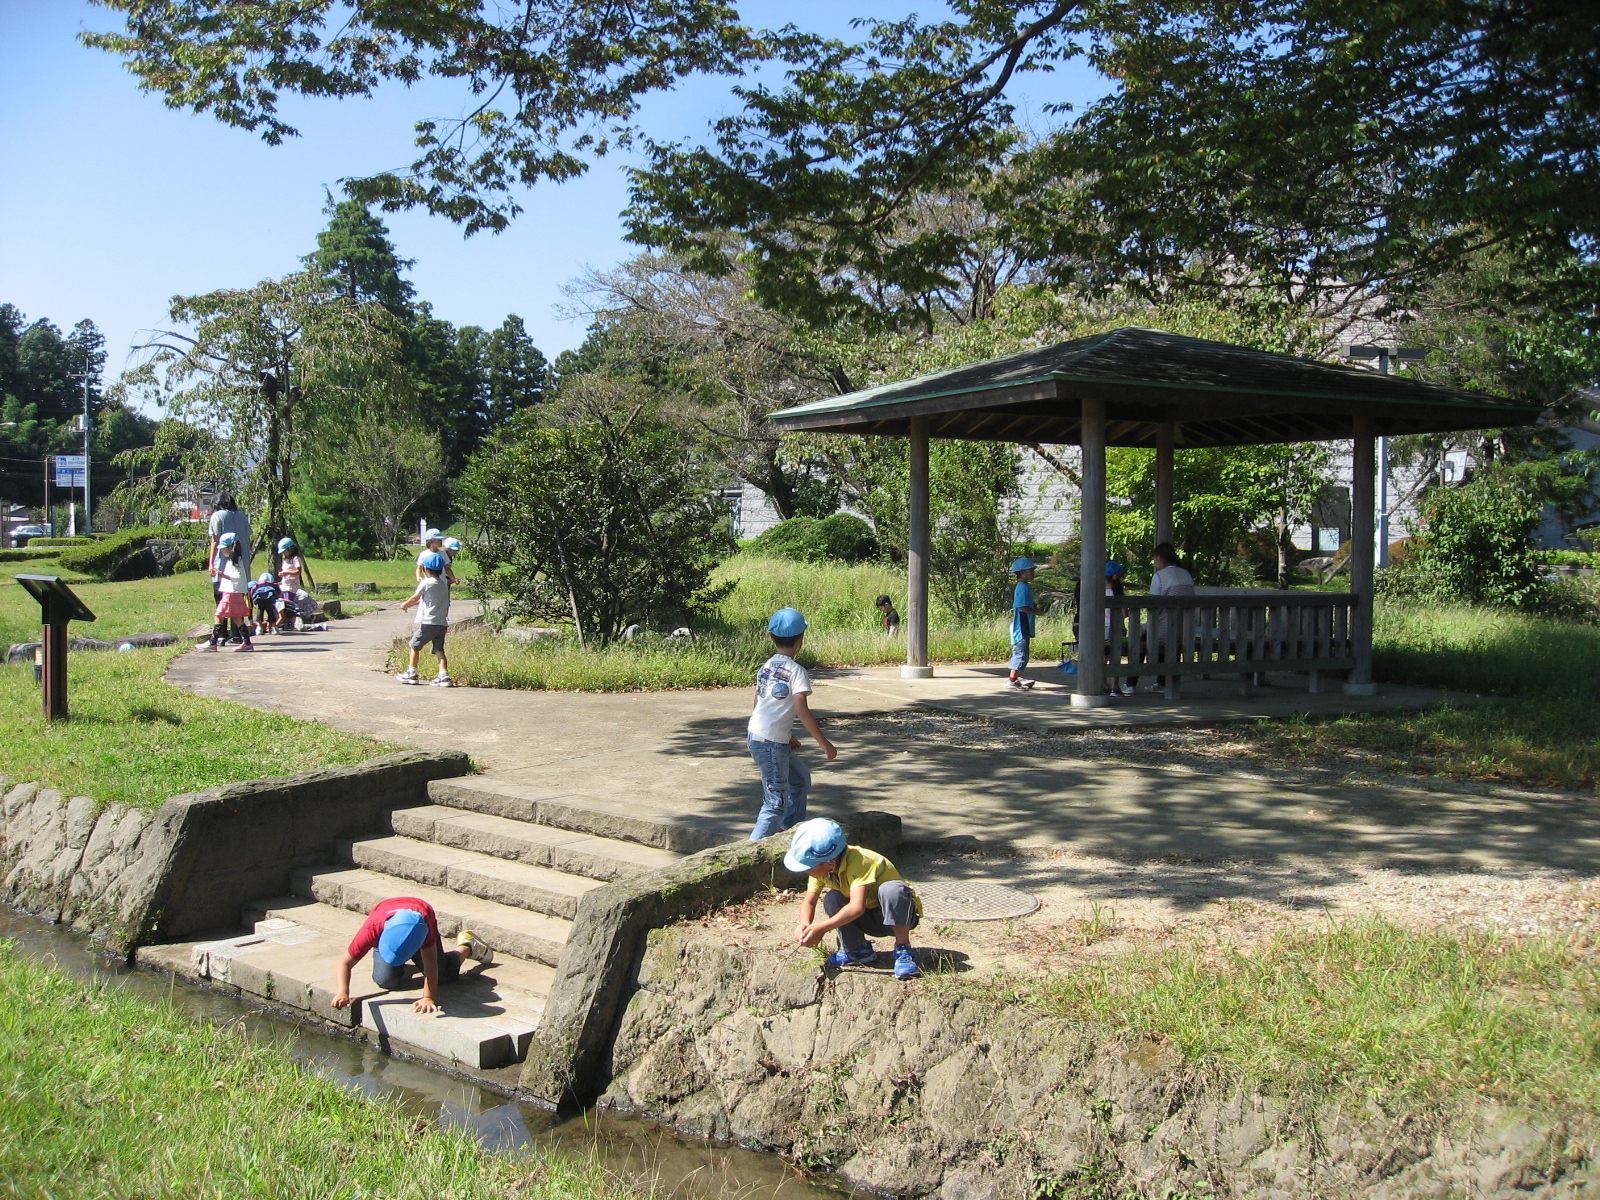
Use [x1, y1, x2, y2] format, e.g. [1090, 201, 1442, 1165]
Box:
[1276, 511, 1294, 591]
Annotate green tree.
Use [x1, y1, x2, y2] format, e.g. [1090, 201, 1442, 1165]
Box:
[482, 315, 549, 431]
[457, 379, 735, 644]
[86, 0, 757, 234]
[304, 198, 416, 314]
[114, 273, 405, 551]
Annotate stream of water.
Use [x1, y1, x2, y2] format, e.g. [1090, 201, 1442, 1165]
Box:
[0, 907, 844, 1200]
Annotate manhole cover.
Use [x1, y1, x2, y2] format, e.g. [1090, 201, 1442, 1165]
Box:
[915, 881, 1040, 921]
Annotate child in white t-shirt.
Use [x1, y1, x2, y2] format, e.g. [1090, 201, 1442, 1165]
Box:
[397, 552, 453, 686]
[204, 532, 254, 652]
[747, 607, 836, 841]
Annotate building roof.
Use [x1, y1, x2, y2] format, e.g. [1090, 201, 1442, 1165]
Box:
[770, 327, 1542, 447]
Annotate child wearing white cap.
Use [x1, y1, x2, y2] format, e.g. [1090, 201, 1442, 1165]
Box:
[415, 528, 446, 582]
[787, 818, 921, 979]
[748, 608, 836, 841]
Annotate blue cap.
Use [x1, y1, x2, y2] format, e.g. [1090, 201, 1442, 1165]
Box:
[443, 537, 461, 552]
[217, 532, 237, 548]
[277, 536, 296, 552]
[783, 818, 848, 872]
[768, 607, 808, 637]
[376, 909, 428, 966]
[420, 551, 447, 571]
[1105, 561, 1124, 577]
[1011, 557, 1035, 573]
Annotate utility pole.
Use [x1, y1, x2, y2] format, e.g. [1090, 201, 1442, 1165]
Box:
[1345, 345, 1427, 567]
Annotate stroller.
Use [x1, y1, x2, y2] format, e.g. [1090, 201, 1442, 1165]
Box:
[278, 588, 323, 631]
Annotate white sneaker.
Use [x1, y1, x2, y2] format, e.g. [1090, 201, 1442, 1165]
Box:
[396, 669, 420, 685]
[1004, 678, 1023, 690]
[1144, 684, 1166, 693]
[430, 673, 454, 687]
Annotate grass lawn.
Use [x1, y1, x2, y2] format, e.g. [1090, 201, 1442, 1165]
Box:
[0, 556, 396, 809]
[0, 941, 635, 1200]
[986, 918, 1600, 1116]
[1223, 600, 1600, 791]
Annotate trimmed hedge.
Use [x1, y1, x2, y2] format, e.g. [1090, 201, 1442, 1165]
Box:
[24, 536, 95, 547]
[55, 525, 203, 578]
[751, 514, 880, 564]
[0, 548, 64, 563]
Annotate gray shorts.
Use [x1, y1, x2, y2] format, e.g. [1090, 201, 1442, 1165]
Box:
[409, 624, 447, 653]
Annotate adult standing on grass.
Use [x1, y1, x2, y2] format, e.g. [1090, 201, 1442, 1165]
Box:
[1007, 557, 1039, 691]
[748, 607, 836, 841]
[207, 493, 251, 601]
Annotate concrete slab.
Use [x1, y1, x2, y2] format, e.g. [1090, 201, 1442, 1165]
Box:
[339, 834, 604, 920]
[811, 664, 1488, 732]
[291, 865, 573, 965]
[175, 917, 553, 1069]
[388, 805, 681, 881]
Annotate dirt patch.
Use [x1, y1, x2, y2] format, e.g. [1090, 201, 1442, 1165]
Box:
[694, 841, 1600, 981]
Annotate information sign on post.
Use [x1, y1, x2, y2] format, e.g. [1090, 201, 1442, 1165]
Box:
[55, 454, 87, 488]
[15, 575, 96, 721]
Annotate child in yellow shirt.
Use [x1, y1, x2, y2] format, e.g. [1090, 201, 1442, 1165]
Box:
[787, 818, 921, 979]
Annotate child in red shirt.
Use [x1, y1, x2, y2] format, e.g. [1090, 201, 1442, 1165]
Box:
[331, 897, 489, 1014]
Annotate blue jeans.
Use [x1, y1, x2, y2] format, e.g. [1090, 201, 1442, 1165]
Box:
[1010, 639, 1031, 671]
[748, 736, 810, 841]
[371, 947, 462, 991]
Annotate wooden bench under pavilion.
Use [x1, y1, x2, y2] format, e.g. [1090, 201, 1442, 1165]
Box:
[770, 327, 1540, 707]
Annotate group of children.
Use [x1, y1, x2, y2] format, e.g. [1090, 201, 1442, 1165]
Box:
[205, 533, 323, 651]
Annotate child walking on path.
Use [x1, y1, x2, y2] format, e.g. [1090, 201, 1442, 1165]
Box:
[787, 818, 922, 979]
[204, 533, 254, 652]
[748, 607, 836, 841]
[1007, 557, 1038, 690]
[398, 552, 453, 686]
[330, 896, 490, 1015]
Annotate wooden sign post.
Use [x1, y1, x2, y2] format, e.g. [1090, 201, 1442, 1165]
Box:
[16, 575, 96, 720]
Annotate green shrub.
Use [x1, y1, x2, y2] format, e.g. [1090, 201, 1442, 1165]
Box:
[1408, 475, 1546, 608]
[752, 514, 880, 563]
[24, 536, 94, 547]
[1535, 549, 1600, 566]
[55, 525, 201, 579]
[0, 548, 63, 563]
[291, 490, 378, 560]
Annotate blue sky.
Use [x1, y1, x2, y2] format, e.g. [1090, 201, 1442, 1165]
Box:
[0, 1, 1108, 392]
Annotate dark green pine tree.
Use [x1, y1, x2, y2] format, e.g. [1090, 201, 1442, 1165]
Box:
[304, 198, 416, 314]
[482, 315, 548, 431]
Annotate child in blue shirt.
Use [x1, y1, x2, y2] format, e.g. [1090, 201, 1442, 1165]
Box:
[1007, 557, 1038, 691]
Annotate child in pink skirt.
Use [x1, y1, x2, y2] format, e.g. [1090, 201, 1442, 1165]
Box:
[205, 532, 255, 652]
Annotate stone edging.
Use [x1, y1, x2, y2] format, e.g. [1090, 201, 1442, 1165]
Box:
[520, 810, 901, 1105]
[0, 751, 469, 953]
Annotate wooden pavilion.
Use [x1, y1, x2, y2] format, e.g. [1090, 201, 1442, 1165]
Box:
[770, 327, 1541, 706]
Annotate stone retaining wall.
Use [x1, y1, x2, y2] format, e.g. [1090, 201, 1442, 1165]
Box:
[0, 751, 468, 953]
[599, 929, 1592, 1200]
[520, 810, 901, 1106]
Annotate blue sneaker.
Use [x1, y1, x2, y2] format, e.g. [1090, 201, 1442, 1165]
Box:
[893, 945, 920, 979]
[827, 945, 877, 968]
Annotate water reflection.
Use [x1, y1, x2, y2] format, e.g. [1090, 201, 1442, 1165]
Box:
[0, 907, 839, 1200]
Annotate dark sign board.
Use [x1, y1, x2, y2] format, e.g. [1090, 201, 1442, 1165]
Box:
[16, 574, 97, 625]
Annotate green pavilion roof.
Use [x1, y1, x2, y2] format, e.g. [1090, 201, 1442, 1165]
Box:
[769, 327, 1541, 447]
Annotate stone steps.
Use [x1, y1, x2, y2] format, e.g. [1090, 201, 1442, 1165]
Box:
[428, 775, 740, 853]
[135, 775, 747, 1079]
[290, 864, 573, 967]
[386, 804, 680, 882]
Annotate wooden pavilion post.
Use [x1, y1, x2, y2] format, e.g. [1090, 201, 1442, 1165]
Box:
[903, 415, 933, 679]
[1154, 422, 1176, 548]
[1074, 397, 1111, 707]
[1345, 416, 1378, 694]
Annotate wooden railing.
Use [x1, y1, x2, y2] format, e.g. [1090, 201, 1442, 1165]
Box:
[1099, 592, 1358, 699]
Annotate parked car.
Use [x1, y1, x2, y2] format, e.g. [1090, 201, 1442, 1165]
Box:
[10, 524, 53, 548]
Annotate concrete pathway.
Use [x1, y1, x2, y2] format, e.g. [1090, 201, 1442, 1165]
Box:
[166, 607, 1600, 870]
